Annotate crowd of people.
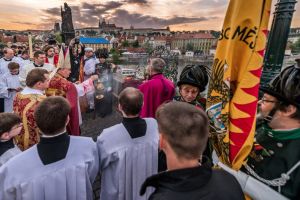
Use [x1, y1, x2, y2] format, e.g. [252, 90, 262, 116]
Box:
[0, 39, 299, 200]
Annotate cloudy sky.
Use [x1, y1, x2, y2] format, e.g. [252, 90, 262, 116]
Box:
[0, 0, 300, 31]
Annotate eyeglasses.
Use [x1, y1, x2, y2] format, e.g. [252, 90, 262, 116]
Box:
[260, 97, 278, 104]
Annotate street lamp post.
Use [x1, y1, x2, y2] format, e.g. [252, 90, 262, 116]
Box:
[261, 0, 297, 87]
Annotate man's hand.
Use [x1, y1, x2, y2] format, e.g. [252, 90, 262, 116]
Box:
[15, 87, 23, 92]
[90, 75, 99, 81]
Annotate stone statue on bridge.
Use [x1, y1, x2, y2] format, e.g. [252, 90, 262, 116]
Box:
[61, 2, 75, 45]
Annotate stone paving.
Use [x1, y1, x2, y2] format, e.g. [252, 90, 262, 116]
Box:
[80, 108, 122, 199]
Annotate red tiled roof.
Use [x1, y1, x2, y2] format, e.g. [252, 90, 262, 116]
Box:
[173, 33, 215, 40]
[137, 36, 146, 43]
[153, 36, 167, 41]
[16, 35, 28, 42]
[126, 47, 146, 53]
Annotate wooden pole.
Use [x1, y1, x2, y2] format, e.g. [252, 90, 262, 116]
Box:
[28, 33, 33, 59]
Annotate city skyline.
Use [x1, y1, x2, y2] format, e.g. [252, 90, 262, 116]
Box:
[0, 0, 300, 31]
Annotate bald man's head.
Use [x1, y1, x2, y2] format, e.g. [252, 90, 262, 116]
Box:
[118, 87, 144, 116]
[4, 48, 14, 60]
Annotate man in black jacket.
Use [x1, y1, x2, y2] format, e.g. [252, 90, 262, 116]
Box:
[140, 102, 244, 200]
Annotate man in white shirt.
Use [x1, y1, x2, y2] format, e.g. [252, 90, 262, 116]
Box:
[19, 50, 55, 87]
[0, 62, 22, 112]
[0, 48, 18, 76]
[83, 47, 99, 80]
[82, 47, 99, 110]
[0, 48, 19, 112]
[14, 50, 31, 70]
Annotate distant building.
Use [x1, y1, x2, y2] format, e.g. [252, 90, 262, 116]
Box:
[288, 27, 300, 43]
[99, 19, 123, 33]
[79, 37, 111, 50]
[0, 34, 28, 44]
[170, 49, 181, 56]
[75, 19, 123, 36]
[150, 36, 165, 48]
[75, 27, 101, 36]
[185, 51, 194, 57]
[171, 32, 217, 55]
[122, 26, 171, 35]
[136, 36, 148, 46]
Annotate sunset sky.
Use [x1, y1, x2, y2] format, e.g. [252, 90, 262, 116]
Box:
[0, 0, 300, 31]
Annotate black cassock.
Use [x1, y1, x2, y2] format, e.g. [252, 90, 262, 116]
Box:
[68, 44, 84, 83]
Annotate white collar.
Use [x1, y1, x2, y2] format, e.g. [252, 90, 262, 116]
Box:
[41, 129, 67, 138]
[21, 87, 44, 95]
[47, 56, 54, 62]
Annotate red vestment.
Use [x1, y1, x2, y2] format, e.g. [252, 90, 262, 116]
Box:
[45, 54, 59, 67]
[13, 93, 46, 151]
[138, 74, 175, 118]
[46, 73, 80, 135]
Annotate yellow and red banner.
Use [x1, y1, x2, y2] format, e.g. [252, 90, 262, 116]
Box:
[206, 0, 272, 170]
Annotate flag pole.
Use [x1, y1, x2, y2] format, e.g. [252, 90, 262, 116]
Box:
[28, 33, 33, 60]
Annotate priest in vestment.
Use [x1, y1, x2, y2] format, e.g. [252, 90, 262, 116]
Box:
[0, 97, 99, 200]
[46, 70, 81, 135]
[46, 48, 97, 135]
[138, 58, 175, 118]
[13, 68, 49, 151]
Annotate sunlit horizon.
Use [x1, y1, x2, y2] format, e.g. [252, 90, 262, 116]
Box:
[0, 0, 300, 32]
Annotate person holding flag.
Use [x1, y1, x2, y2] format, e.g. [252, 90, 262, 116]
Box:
[242, 65, 300, 199]
[203, 0, 298, 199]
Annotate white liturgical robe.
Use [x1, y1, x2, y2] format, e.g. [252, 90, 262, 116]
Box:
[97, 118, 159, 200]
[0, 72, 21, 112]
[0, 136, 99, 200]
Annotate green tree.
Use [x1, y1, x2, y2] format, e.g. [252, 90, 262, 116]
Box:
[186, 43, 194, 51]
[110, 48, 116, 54]
[132, 40, 139, 48]
[143, 42, 153, 54]
[0, 42, 6, 49]
[210, 30, 221, 39]
[112, 50, 121, 64]
[122, 40, 129, 47]
[55, 32, 63, 44]
[291, 38, 300, 54]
